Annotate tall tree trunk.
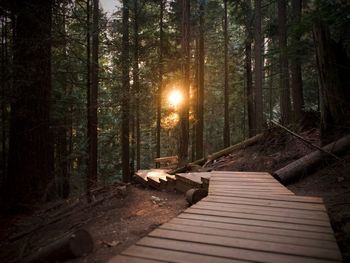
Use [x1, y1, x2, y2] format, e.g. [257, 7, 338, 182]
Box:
[192, 37, 199, 161]
[313, 20, 350, 142]
[254, 0, 263, 133]
[244, 1, 255, 137]
[278, 0, 291, 125]
[196, 0, 204, 159]
[121, 0, 130, 182]
[1, 15, 7, 182]
[291, 0, 304, 122]
[133, 0, 141, 170]
[223, 0, 230, 147]
[179, 0, 190, 165]
[6, 0, 53, 205]
[61, 1, 69, 198]
[87, 0, 99, 196]
[156, 0, 164, 159]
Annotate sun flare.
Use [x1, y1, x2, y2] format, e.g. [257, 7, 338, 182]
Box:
[168, 89, 183, 107]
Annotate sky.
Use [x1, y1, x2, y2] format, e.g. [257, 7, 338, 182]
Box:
[100, 0, 121, 15]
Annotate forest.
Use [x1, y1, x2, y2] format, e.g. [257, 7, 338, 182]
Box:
[0, 0, 350, 262]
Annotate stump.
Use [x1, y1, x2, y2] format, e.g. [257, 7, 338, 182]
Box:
[186, 188, 208, 205]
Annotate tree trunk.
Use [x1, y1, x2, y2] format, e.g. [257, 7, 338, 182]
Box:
[156, 0, 164, 159]
[313, 19, 350, 142]
[278, 0, 291, 125]
[254, 0, 263, 133]
[291, 0, 304, 122]
[274, 134, 350, 184]
[179, 0, 190, 165]
[1, 15, 8, 183]
[6, 0, 53, 205]
[244, 1, 255, 137]
[223, 0, 230, 147]
[196, 0, 204, 159]
[87, 0, 99, 192]
[22, 229, 93, 263]
[133, 0, 141, 170]
[121, 0, 131, 182]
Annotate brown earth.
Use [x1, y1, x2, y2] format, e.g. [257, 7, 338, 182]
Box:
[0, 185, 188, 263]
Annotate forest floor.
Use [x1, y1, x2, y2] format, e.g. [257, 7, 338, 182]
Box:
[1, 125, 349, 262]
[0, 186, 188, 263]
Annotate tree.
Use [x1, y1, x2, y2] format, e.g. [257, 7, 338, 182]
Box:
[156, 0, 164, 159]
[254, 0, 263, 133]
[132, 0, 141, 170]
[278, 0, 291, 125]
[313, 2, 350, 142]
[87, 0, 99, 196]
[196, 0, 204, 159]
[178, 0, 190, 165]
[121, 0, 131, 182]
[223, 0, 230, 146]
[291, 0, 304, 121]
[5, 0, 53, 205]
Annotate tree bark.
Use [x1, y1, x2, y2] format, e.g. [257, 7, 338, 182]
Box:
[5, 0, 53, 205]
[121, 0, 131, 182]
[223, 0, 230, 147]
[254, 0, 263, 134]
[179, 0, 190, 165]
[291, 0, 304, 122]
[278, 0, 291, 125]
[196, 0, 204, 160]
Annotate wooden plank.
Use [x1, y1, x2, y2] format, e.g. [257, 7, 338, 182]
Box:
[204, 192, 323, 203]
[210, 181, 285, 188]
[160, 222, 338, 249]
[209, 191, 295, 197]
[210, 185, 287, 189]
[193, 202, 330, 221]
[149, 228, 341, 260]
[137, 237, 338, 263]
[108, 255, 164, 263]
[185, 208, 331, 227]
[123, 245, 241, 263]
[178, 213, 332, 233]
[170, 217, 336, 241]
[204, 196, 326, 211]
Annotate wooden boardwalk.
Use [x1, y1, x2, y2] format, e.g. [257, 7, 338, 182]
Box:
[108, 171, 342, 263]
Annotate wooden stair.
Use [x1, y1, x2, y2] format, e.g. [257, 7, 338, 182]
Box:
[134, 169, 211, 193]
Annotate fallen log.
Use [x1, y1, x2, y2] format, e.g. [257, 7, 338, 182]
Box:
[169, 133, 263, 174]
[274, 134, 350, 184]
[22, 229, 93, 263]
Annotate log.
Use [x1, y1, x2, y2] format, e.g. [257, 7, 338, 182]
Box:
[186, 188, 208, 205]
[169, 134, 263, 174]
[22, 229, 93, 263]
[274, 134, 350, 184]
